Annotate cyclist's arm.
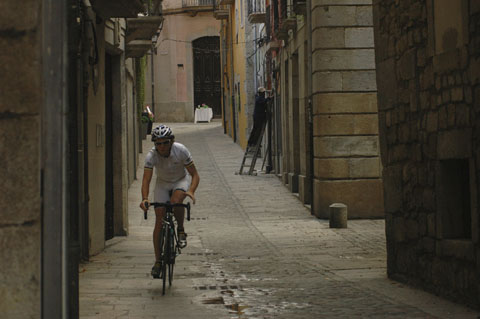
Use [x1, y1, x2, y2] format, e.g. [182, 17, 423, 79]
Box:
[140, 168, 153, 210]
[185, 163, 199, 203]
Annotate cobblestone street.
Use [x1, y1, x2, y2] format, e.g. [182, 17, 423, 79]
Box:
[79, 122, 479, 318]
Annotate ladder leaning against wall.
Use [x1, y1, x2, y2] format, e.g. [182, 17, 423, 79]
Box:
[236, 119, 267, 175]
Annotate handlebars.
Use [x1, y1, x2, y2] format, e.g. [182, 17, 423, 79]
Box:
[144, 201, 191, 221]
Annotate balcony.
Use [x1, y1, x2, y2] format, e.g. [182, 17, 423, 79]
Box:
[219, 0, 234, 4]
[182, 0, 214, 8]
[214, 1, 229, 20]
[90, 0, 144, 18]
[125, 13, 164, 57]
[266, 40, 281, 53]
[214, 8, 229, 19]
[292, 0, 306, 15]
[279, 4, 296, 32]
[274, 29, 288, 41]
[163, 0, 215, 16]
[247, 0, 266, 24]
[125, 40, 153, 58]
[146, 0, 163, 15]
[126, 16, 163, 44]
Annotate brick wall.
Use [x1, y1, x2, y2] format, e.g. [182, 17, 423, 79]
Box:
[0, 0, 42, 316]
[373, 0, 480, 307]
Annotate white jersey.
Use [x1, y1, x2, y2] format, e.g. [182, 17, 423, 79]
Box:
[144, 142, 194, 183]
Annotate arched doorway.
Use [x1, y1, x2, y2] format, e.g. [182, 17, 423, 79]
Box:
[192, 36, 221, 117]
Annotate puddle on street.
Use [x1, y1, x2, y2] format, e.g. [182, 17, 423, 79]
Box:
[202, 296, 225, 304]
[198, 261, 311, 317]
[226, 303, 249, 315]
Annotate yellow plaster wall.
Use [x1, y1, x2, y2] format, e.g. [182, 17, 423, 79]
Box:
[223, 0, 249, 148]
[234, 2, 248, 149]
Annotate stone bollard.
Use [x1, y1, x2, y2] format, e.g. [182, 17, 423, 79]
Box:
[329, 203, 347, 228]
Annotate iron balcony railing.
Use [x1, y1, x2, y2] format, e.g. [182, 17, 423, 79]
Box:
[280, 0, 291, 19]
[273, 0, 279, 31]
[182, 0, 215, 7]
[247, 0, 265, 15]
[143, 0, 162, 15]
[292, 0, 306, 14]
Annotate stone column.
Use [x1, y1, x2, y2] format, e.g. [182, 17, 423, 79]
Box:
[311, 0, 384, 218]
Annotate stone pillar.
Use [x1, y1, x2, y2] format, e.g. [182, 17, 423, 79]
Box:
[311, 1, 384, 218]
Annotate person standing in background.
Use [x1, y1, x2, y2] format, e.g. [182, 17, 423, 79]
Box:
[247, 87, 270, 148]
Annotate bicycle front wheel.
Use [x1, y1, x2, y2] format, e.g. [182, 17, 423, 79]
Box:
[161, 227, 169, 295]
[168, 228, 176, 286]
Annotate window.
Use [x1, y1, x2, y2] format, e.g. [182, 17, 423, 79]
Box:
[433, 0, 468, 54]
[438, 159, 472, 239]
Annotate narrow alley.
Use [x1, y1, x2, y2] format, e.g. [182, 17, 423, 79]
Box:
[79, 122, 479, 319]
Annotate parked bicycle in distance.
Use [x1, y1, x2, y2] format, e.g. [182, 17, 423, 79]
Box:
[144, 201, 191, 295]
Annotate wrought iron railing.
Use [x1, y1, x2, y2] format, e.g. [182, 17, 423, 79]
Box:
[273, 0, 279, 31]
[292, 0, 306, 15]
[281, 0, 287, 19]
[143, 0, 162, 15]
[247, 0, 265, 15]
[280, 0, 294, 19]
[292, 0, 305, 9]
[182, 0, 215, 7]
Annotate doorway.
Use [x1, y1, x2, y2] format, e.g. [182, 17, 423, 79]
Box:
[192, 36, 221, 117]
[105, 53, 114, 240]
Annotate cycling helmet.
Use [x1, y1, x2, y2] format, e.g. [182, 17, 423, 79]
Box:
[151, 124, 174, 141]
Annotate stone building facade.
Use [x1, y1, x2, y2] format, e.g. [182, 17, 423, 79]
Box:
[373, 0, 480, 307]
[147, 0, 221, 123]
[0, 0, 161, 316]
[249, 0, 384, 218]
[0, 0, 43, 316]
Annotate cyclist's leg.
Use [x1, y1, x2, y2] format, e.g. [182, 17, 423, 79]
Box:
[171, 190, 186, 227]
[171, 175, 191, 230]
[171, 189, 187, 248]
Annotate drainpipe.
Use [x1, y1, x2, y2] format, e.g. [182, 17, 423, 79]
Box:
[81, 0, 92, 260]
[306, 0, 314, 214]
[150, 43, 156, 116]
[230, 9, 236, 143]
[42, 0, 69, 317]
[221, 20, 227, 134]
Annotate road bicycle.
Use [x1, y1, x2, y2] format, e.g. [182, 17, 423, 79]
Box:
[144, 201, 191, 295]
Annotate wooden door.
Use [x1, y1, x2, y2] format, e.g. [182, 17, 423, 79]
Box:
[193, 36, 221, 117]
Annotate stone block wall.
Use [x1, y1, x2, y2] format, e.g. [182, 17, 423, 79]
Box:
[0, 0, 42, 316]
[373, 0, 480, 307]
[312, 0, 384, 218]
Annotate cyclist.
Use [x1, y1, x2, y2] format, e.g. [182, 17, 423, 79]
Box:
[139, 124, 200, 278]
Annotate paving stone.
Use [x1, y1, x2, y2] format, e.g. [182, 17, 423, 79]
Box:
[80, 122, 479, 319]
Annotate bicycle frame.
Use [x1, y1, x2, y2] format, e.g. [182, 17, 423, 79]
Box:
[144, 201, 191, 294]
